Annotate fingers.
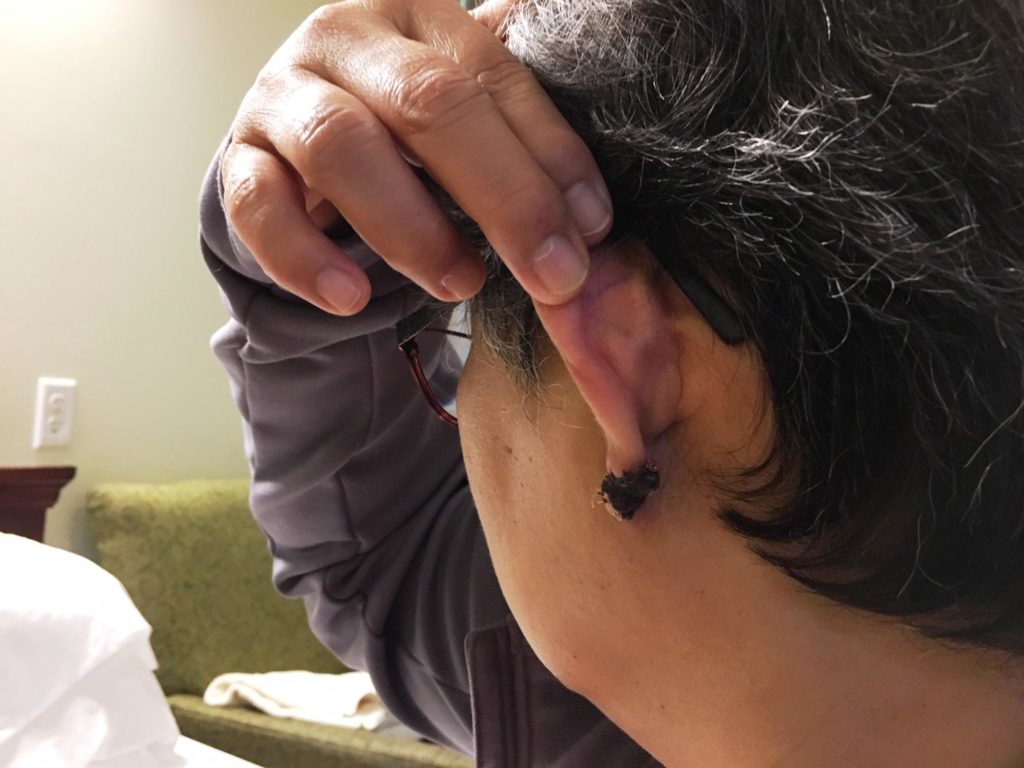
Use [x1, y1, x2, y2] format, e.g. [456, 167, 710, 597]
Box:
[221, 142, 371, 314]
[224, 0, 613, 316]
[418, 1, 614, 243]
[235, 68, 485, 302]
[366, 40, 593, 302]
[294, 0, 613, 304]
[306, 195, 344, 232]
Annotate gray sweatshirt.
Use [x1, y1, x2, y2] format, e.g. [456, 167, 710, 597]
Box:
[199, 137, 661, 767]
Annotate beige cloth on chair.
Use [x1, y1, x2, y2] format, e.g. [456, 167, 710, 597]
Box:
[203, 671, 389, 730]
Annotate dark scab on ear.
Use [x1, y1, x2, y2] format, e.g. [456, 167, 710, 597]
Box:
[599, 462, 661, 521]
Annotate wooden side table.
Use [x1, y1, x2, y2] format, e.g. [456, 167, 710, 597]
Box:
[0, 466, 77, 542]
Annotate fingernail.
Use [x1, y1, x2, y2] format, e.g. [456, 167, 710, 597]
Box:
[440, 265, 483, 301]
[315, 269, 363, 313]
[532, 235, 589, 298]
[565, 182, 612, 238]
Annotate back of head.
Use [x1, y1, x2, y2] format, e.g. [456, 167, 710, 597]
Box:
[483, 0, 1024, 653]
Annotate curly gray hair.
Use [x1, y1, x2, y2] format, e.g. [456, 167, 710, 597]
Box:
[454, 0, 1024, 654]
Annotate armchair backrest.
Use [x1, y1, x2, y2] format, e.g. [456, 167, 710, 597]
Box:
[88, 479, 344, 696]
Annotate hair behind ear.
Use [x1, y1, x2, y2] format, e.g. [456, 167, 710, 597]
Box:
[505, 0, 1024, 652]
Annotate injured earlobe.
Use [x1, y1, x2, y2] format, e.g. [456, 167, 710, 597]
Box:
[597, 461, 661, 521]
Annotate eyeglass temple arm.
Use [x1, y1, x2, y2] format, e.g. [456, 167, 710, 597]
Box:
[395, 265, 747, 349]
[656, 259, 748, 345]
[396, 307, 439, 346]
[397, 335, 459, 426]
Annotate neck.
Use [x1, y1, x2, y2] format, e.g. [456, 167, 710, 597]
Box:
[581, 493, 1024, 768]
[630, 586, 1024, 768]
[702, 630, 1024, 768]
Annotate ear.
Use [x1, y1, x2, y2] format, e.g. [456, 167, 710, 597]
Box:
[534, 238, 688, 477]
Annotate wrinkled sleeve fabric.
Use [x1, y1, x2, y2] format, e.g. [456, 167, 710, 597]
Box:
[198, 136, 508, 755]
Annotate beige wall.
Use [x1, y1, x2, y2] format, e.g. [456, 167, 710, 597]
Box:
[1, 0, 321, 557]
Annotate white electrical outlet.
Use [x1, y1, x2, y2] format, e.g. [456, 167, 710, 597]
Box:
[32, 377, 77, 449]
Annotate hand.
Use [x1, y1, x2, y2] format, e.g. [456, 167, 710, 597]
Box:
[221, 0, 613, 316]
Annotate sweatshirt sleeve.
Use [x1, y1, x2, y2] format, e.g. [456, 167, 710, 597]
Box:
[198, 136, 508, 755]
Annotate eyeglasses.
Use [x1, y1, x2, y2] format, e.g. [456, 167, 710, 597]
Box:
[396, 255, 747, 427]
[397, 303, 472, 426]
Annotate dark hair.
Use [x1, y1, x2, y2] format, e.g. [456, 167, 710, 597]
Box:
[464, 0, 1024, 653]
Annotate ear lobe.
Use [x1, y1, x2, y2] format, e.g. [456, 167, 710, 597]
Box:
[534, 238, 685, 476]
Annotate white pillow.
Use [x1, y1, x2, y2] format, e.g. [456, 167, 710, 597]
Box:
[0, 534, 182, 767]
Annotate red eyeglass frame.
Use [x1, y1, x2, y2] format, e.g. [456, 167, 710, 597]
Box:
[396, 305, 471, 426]
[395, 258, 747, 427]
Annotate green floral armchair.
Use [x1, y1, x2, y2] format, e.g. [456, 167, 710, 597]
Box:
[88, 479, 472, 768]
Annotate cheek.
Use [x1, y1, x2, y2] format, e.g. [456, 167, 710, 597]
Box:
[456, 346, 519, 532]
[457, 345, 536, 586]
[456, 341, 808, 720]
[456, 345, 618, 687]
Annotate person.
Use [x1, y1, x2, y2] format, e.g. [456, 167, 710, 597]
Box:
[199, 0, 1024, 765]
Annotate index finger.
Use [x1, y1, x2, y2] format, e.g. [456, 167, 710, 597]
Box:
[418, 0, 614, 246]
[301, 1, 611, 305]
